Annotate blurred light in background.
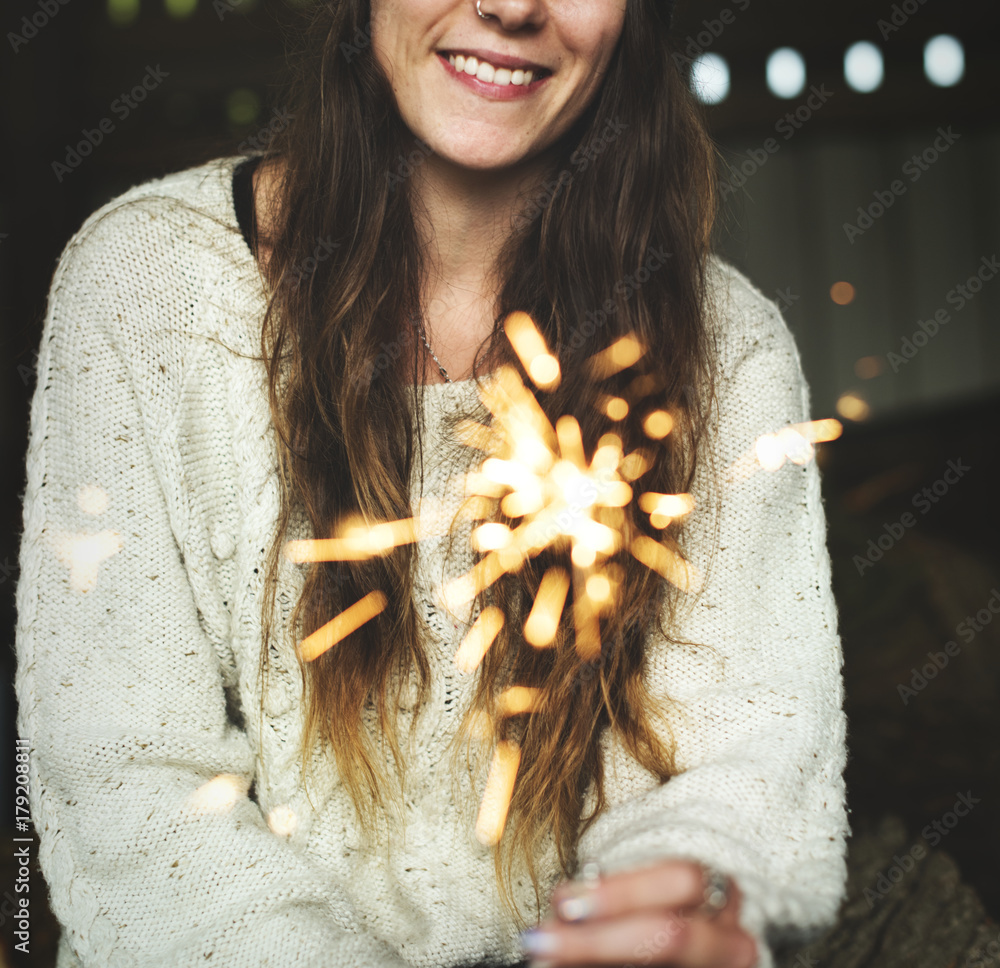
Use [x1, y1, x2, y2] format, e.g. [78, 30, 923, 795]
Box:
[924, 35, 965, 87]
[107, 0, 140, 25]
[854, 356, 884, 380]
[766, 47, 806, 98]
[690, 53, 731, 105]
[226, 88, 261, 126]
[830, 281, 857, 305]
[836, 391, 871, 421]
[844, 41, 884, 93]
[165, 0, 198, 18]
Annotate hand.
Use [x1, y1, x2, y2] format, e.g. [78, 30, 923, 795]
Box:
[519, 859, 758, 968]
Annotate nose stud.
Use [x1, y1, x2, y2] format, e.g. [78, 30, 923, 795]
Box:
[476, 0, 495, 19]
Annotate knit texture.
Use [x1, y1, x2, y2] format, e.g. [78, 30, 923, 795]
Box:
[15, 155, 849, 968]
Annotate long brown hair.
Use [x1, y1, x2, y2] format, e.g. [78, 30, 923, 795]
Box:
[254, 0, 722, 924]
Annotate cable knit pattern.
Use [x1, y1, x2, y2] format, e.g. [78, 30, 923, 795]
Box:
[14, 155, 849, 968]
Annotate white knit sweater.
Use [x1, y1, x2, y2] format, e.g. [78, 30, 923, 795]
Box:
[15, 155, 849, 968]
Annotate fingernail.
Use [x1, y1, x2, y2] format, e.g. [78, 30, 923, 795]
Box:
[556, 891, 597, 922]
[520, 928, 560, 958]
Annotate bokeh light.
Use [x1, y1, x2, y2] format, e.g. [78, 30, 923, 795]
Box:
[844, 41, 884, 92]
[690, 54, 731, 105]
[766, 47, 807, 99]
[830, 281, 856, 305]
[924, 35, 965, 87]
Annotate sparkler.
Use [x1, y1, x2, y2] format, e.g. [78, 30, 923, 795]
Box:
[282, 311, 842, 846]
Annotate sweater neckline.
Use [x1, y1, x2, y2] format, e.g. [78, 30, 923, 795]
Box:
[221, 154, 495, 398]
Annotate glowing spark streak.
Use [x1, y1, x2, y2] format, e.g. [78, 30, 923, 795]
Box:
[298, 590, 388, 661]
[585, 573, 612, 604]
[500, 489, 544, 518]
[523, 568, 570, 646]
[588, 335, 646, 379]
[442, 552, 509, 610]
[54, 530, 123, 593]
[600, 395, 629, 421]
[455, 419, 499, 452]
[571, 568, 601, 660]
[592, 434, 624, 469]
[630, 536, 702, 594]
[555, 416, 586, 468]
[471, 522, 513, 552]
[727, 418, 844, 484]
[483, 458, 538, 491]
[284, 518, 419, 562]
[574, 519, 619, 555]
[643, 409, 674, 439]
[187, 774, 249, 815]
[267, 805, 298, 836]
[598, 481, 633, 507]
[466, 472, 508, 498]
[503, 311, 561, 390]
[475, 741, 521, 846]
[794, 418, 843, 443]
[496, 686, 540, 716]
[619, 449, 652, 481]
[638, 493, 695, 517]
[454, 606, 505, 674]
[77, 484, 110, 515]
[481, 366, 557, 447]
[457, 495, 499, 521]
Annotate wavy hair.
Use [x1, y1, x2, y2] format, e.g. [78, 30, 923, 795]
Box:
[254, 0, 722, 925]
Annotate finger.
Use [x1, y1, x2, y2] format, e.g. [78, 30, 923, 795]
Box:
[551, 860, 726, 924]
[522, 908, 757, 968]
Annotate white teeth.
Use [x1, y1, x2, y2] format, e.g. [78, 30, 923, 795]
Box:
[445, 53, 542, 86]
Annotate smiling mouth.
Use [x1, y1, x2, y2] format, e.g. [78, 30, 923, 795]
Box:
[440, 51, 552, 87]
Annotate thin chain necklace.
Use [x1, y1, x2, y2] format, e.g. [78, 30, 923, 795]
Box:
[411, 311, 453, 384]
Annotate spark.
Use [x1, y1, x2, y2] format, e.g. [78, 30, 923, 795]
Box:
[630, 535, 702, 594]
[53, 530, 123, 593]
[454, 606, 505, 674]
[283, 311, 843, 849]
[267, 805, 298, 837]
[297, 590, 388, 662]
[77, 484, 110, 515]
[496, 686, 541, 716]
[727, 418, 844, 483]
[504, 311, 561, 390]
[187, 774, 249, 815]
[523, 568, 570, 646]
[587, 335, 646, 379]
[475, 740, 521, 846]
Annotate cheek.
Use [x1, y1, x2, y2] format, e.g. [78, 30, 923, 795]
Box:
[560, 6, 626, 81]
[369, 0, 406, 70]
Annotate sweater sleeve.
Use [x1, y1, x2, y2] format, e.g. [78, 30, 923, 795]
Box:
[14, 208, 411, 967]
[574, 275, 849, 967]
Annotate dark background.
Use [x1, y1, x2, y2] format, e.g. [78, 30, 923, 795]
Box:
[1, 0, 998, 964]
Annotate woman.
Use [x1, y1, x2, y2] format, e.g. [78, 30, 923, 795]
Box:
[15, 0, 849, 966]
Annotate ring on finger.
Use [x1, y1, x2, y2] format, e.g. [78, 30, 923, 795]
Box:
[697, 866, 730, 917]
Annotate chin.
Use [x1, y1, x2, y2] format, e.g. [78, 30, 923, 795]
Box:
[439, 146, 525, 172]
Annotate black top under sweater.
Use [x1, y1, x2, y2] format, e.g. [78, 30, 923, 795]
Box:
[232, 155, 262, 255]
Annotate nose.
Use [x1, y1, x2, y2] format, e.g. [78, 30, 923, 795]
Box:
[476, 0, 547, 31]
